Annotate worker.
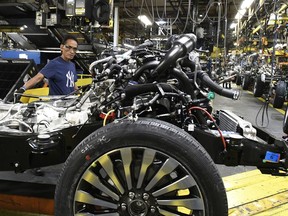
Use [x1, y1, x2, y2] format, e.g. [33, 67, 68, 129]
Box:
[15, 34, 79, 101]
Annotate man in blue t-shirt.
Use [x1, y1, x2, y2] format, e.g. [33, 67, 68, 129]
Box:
[16, 34, 79, 96]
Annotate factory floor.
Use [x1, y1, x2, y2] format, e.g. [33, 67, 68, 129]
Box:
[0, 85, 286, 216]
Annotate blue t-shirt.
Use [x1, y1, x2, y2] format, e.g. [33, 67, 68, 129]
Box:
[40, 56, 78, 95]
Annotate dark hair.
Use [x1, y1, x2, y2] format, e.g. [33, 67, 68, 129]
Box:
[61, 34, 78, 45]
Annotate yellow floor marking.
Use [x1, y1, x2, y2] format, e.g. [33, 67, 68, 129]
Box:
[254, 203, 288, 216]
[224, 173, 281, 192]
[224, 169, 288, 215]
[228, 191, 288, 215]
[223, 169, 261, 182]
[226, 176, 288, 208]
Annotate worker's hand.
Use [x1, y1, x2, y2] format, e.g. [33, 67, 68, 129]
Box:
[14, 87, 25, 103]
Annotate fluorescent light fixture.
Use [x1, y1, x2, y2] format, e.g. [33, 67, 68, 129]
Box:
[235, 0, 255, 20]
[155, 20, 166, 25]
[241, 0, 255, 9]
[138, 15, 152, 26]
[235, 9, 246, 20]
[230, 22, 237, 29]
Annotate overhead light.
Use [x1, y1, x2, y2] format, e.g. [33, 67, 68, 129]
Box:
[235, 9, 246, 20]
[155, 20, 166, 25]
[138, 15, 152, 26]
[240, 0, 255, 9]
[235, 0, 255, 20]
[230, 23, 237, 29]
[19, 25, 28, 31]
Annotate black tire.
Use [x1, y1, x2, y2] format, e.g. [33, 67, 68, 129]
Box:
[273, 81, 286, 108]
[283, 106, 288, 134]
[253, 76, 265, 97]
[242, 74, 250, 90]
[54, 118, 228, 216]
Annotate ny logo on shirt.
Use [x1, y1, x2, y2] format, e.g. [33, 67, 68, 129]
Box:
[66, 71, 75, 87]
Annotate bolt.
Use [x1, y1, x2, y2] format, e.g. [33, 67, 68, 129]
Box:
[143, 193, 149, 200]
[150, 206, 156, 213]
[129, 192, 135, 199]
[121, 203, 127, 211]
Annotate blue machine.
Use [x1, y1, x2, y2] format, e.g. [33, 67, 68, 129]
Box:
[1, 50, 41, 65]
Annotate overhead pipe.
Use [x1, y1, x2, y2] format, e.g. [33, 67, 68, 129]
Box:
[113, 6, 119, 49]
[216, 0, 221, 48]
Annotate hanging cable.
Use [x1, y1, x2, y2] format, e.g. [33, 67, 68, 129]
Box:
[150, 0, 155, 23]
[189, 1, 220, 25]
[182, 0, 191, 33]
[123, 0, 135, 17]
[255, 0, 279, 128]
[155, 0, 161, 19]
[144, 0, 153, 23]
[255, 96, 270, 128]
[170, 0, 183, 27]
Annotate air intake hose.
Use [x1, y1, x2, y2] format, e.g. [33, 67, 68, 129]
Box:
[197, 71, 239, 100]
[152, 34, 197, 76]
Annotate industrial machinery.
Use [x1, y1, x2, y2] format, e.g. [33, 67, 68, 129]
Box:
[0, 34, 287, 215]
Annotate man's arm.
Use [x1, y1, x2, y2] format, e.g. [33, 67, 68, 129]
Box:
[74, 84, 78, 91]
[23, 72, 45, 90]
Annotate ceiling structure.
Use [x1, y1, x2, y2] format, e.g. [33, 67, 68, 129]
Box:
[116, 0, 240, 36]
[0, 0, 244, 51]
[0, 0, 286, 73]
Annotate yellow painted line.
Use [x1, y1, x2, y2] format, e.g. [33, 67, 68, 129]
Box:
[224, 169, 288, 215]
[226, 176, 288, 208]
[254, 203, 288, 216]
[275, 108, 285, 115]
[228, 191, 288, 215]
[223, 171, 280, 192]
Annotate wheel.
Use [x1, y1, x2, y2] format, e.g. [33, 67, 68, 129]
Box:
[54, 118, 228, 216]
[283, 106, 288, 134]
[242, 74, 250, 90]
[273, 81, 286, 108]
[253, 76, 265, 97]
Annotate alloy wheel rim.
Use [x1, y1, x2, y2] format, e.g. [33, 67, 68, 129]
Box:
[73, 147, 205, 215]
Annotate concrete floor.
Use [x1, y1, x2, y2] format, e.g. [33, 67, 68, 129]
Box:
[0, 85, 285, 215]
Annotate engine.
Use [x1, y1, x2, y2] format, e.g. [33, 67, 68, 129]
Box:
[0, 98, 92, 134]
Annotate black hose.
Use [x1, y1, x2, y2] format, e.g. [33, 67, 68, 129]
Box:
[132, 60, 160, 81]
[152, 34, 197, 76]
[107, 64, 122, 78]
[104, 58, 117, 70]
[197, 71, 239, 100]
[124, 83, 175, 98]
[180, 58, 196, 72]
[133, 40, 154, 49]
[171, 68, 195, 98]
